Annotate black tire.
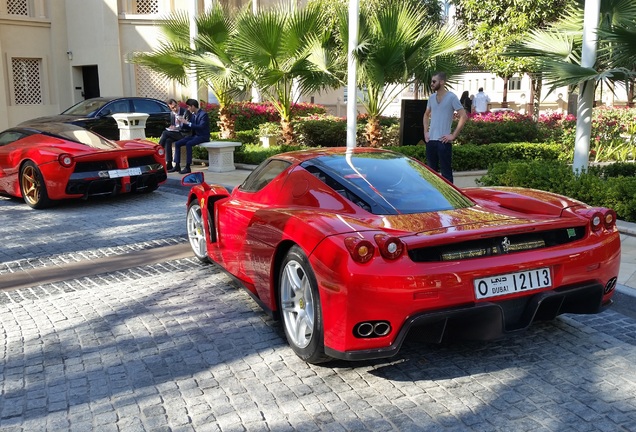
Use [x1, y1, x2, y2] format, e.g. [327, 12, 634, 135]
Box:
[186, 200, 210, 263]
[278, 246, 330, 364]
[20, 161, 52, 209]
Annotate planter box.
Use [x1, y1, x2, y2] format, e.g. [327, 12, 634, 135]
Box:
[259, 136, 276, 148]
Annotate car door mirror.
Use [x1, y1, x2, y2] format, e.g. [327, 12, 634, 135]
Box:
[181, 172, 204, 186]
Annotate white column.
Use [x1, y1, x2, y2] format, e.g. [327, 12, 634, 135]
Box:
[251, 0, 261, 102]
[188, 1, 199, 100]
[346, 0, 360, 149]
[572, 0, 600, 173]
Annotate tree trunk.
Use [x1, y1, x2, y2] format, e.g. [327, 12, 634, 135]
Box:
[218, 105, 236, 140]
[364, 117, 383, 147]
[528, 74, 535, 115]
[281, 117, 294, 145]
[502, 77, 509, 108]
[532, 77, 542, 120]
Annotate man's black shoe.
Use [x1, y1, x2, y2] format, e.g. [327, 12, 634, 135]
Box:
[179, 166, 192, 174]
[167, 165, 180, 173]
[165, 163, 173, 171]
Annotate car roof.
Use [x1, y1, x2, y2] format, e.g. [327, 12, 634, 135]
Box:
[272, 147, 392, 164]
[10, 122, 100, 135]
[81, 96, 166, 103]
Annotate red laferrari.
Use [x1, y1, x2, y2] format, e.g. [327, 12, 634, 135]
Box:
[182, 148, 620, 363]
[0, 122, 167, 208]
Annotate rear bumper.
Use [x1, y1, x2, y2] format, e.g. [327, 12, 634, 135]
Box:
[65, 163, 167, 196]
[324, 281, 613, 361]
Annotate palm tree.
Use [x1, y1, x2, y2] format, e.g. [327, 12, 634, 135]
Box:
[506, 0, 636, 170]
[132, 4, 247, 139]
[337, 1, 467, 147]
[231, 4, 344, 144]
[508, 0, 636, 98]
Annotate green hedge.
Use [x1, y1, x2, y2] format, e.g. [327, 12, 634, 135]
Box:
[477, 160, 636, 222]
[227, 141, 562, 169]
[455, 112, 540, 145]
[234, 144, 307, 165]
[386, 142, 563, 171]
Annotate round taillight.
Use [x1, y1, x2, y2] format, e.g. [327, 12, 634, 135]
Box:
[590, 211, 603, 231]
[603, 209, 616, 229]
[344, 237, 375, 264]
[58, 153, 74, 168]
[374, 234, 404, 260]
[156, 146, 165, 157]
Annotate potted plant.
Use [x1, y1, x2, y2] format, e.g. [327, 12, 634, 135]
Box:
[258, 122, 281, 148]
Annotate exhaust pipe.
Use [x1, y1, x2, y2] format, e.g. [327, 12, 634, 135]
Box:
[373, 322, 391, 336]
[354, 321, 392, 338]
[605, 277, 617, 294]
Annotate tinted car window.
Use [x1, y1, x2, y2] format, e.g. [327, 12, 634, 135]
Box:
[62, 99, 109, 116]
[0, 130, 29, 146]
[133, 99, 169, 113]
[301, 152, 474, 215]
[100, 100, 130, 116]
[240, 159, 291, 192]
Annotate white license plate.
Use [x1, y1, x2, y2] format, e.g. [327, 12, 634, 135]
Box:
[108, 167, 142, 178]
[474, 267, 552, 300]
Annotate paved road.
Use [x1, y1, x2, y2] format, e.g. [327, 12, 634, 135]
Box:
[2, 189, 636, 431]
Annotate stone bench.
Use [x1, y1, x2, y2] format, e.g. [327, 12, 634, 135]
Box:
[199, 141, 242, 173]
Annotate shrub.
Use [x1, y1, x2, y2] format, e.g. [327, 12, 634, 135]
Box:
[257, 122, 282, 138]
[191, 130, 258, 160]
[537, 107, 636, 162]
[476, 160, 636, 222]
[387, 143, 562, 171]
[588, 162, 636, 178]
[193, 101, 327, 132]
[227, 102, 279, 131]
[234, 144, 306, 165]
[456, 111, 539, 145]
[383, 124, 401, 147]
[294, 116, 347, 147]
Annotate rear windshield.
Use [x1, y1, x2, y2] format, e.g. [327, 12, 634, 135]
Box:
[301, 152, 474, 215]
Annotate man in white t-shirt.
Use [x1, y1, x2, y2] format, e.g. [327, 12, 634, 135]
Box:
[422, 72, 468, 183]
[473, 87, 490, 114]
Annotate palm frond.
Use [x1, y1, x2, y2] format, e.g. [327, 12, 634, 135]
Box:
[599, 26, 636, 69]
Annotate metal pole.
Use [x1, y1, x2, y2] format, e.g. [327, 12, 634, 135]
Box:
[189, 1, 199, 101]
[251, 0, 261, 102]
[572, 0, 600, 173]
[346, 0, 359, 149]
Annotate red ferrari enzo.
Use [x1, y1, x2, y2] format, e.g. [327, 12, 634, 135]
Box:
[0, 122, 167, 208]
[182, 148, 620, 363]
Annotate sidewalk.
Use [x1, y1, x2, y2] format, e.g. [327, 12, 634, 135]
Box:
[164, 163, 636, 299]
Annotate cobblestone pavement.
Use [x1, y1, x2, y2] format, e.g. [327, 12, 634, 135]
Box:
[2, 191, 636, 431]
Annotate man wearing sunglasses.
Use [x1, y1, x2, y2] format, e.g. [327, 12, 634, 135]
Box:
[422, 72, 468, 183]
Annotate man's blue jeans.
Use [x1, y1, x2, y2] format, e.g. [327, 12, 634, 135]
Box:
[425, 140, 453, 183]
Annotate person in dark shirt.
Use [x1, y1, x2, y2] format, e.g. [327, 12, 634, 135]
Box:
[460, 91, 472, 114]
[169, 99, 210, 174]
